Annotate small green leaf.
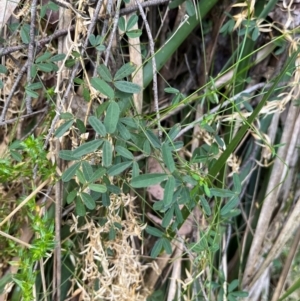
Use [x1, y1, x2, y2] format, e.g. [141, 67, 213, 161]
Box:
[60, 112, 73, 119]
[107, 161, 132, 176]
[27, 82, 43, 90]
[73, 140, 103, 157]
[83, 87, 91, 102]
[115, 145, 134, 159]
[30, 65, 37, 77]
[210, 188, 235, 198]
[164, 87, 179, 94]
[88, 116, 107, 136]
[162, 143, 175, 173]
[81, 161, 93, 181]
[228, 279, 239, 292]
[36, 51, 52, 63]
[81, 192, 96, 210]
[127, 14, 138, 31]
[48, 1, 59, 10]
[163, 176, 176, 208]
[199, 196, 211, 216]
[65, 59, 76, 68]
[90, 167, 106, 182]
[162, 238, 172, 254]
[220, 196, 239, 216]
[89, 34, 96, 46]
[80, 192, 96, 210]
[75, 197, 86, 216]
[117, 122, 131, 140]
[131, 173, 167, 188]
[88, 183, 107, 193]
[36, 62, 54, 72]
[104, 101, 120, 133]
[120, 117, 139, 129]
[96, 44, 106, 52]
[97, 64, 113, 82]
[0, 64, 8, 74]
[114, 81, 141, 94]
[76, 169, 86, 184]
[50, 53, 66, 62]
[118, 16, 126, 32]
[162, 207, 174, 228]
[71, 51, 80, 58]
[91, 77, 114, 98]
[76, 119, 86, 134]
[102, 140, 112, 167]
[233, 173, 241, 194]
[126, 29, 142, 38]
[62, 162, 81, 182]
[114, 62, 137, 81]
[20, 24, 30, 44]
[10, 150, 22, 161]
[102, 192, 110, 206]
[25, 88, 39, 98]
[143, 140, 151, 156]
[109, 226, 116, 240]
[145, 130, 161, 148]
[67, 190, 77, 204]
[54, 119, 74, 137]
[174, 203, 183, 223]
[59, 150, 80, 161]
[146, 226, 163, 237]
[132, 161, 139, 178]
[96, 101, 109, 118]
[186, 0, 195, 16]
[166, 124, 181, 141]
[151, 238, 163, 258]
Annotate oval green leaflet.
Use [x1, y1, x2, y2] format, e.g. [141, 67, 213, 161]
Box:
[220, 196, 239, 216]
[130, 173, 168, 188]
[88, 116, 107, 136]
[114, 62, 137, 81]
[81, 161, 94, 182]
[162, 143, 175, 173]
[97, 64, 113, 82]
[91, 77, 114, 98]
[88, 183, 107, 193]
[104, 101, 120, 134]
[80, 192, 96, 210]
[73, 140, 103, 157]
[114, 81, 141, 94]
[127, 14, 138, 30]
[62, 162, 81, 182]
[107, 161, 132, 176]
[75, 196, 86, 216]
[115, 145, 134, 160]
[102, 140, 112, 167]
[151, 238, 163, 258]
[146, 226, 163, 237]
[199, 195, 211, 216]
[163, 176, 176, 208]
[54, 119, 74, 138]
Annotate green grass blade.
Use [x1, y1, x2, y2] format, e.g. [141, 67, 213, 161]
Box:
[143, 0, 219, 88]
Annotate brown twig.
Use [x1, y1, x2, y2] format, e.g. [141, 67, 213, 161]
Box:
[0, 26, 76, 57]
[0, 108, 48, 126]
[104, 0, 122, 66]
[44, 1, 105, 149]
[102, 0, 171, 18]
[25, 0, 39, 114]
[135, 0, 161, 139]
[0, 61, 28, 122]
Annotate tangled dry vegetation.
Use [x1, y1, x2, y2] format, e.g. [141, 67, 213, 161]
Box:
[1, 0, 300, 300]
